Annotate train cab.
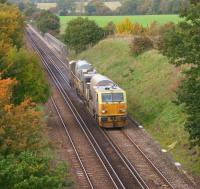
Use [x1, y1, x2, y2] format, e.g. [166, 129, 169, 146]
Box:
[90, 74, 127, 128]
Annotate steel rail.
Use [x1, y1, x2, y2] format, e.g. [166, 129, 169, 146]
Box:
[51, 97, 95, 189]
[101, 129, 149, 189]
[121, 130, 175, 189]
[26, 31, 95, 189]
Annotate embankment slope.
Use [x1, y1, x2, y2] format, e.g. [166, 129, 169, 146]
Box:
[74, 38, 200, 176]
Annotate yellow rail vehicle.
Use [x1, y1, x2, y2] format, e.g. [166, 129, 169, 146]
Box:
[69, 60, 127, 128]
[89, 74, 127, 128]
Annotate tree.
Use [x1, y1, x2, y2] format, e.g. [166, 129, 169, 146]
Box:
[0, 0, 7, 4]
[64, 17, 104, 53]
[117, 0, 140, 15]
[57, 0, 75, 15]
[0, 4, 24, 48]
[161, 1, 200, 146]
[0, 79, 15, 108]
[0, 99, 45, 155]
[85, 0, 112, 15]
[36, 10, 60, 35]
[24, 3, 38, 18]
[2, 48, 50, 104]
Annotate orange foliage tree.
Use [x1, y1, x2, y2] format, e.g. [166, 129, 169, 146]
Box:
[116, 18, 134, 35]
[116, 18, 143, 35]
[0, 78, 15, 107]
[0, 99, 45, 155]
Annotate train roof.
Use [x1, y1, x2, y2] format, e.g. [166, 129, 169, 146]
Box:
[90, 74, 124, 92]
[90, 74, 113, 87]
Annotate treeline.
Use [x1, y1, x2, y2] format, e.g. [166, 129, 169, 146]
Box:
[56, 0, 189, 16]
[12, 0, 190, 16]
[117, 0, 189, 15]
[0, 3, 72, 188]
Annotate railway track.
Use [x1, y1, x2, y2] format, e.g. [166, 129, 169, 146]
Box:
[51, 97, 94, 188]
[25, 25, 193, 189]
[104, 129, 174, 188]
[27, 27, 147, 189]
[26, 30, 118, 189]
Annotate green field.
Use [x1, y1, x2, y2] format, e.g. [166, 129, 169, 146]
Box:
[60, 15, 181, 33]
[72, 38, 200, 177]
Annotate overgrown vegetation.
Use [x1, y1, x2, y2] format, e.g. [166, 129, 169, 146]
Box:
[0, 3, 72, 188]
[64, 17, 104, 53]
[161, 0, 200, 147]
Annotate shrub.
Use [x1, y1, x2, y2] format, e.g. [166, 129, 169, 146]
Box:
[130, 35, 153, 56]
[132, 23, 143, 35]
[104, 21, 115, 36]
[145, 21, 162, 36]
[116, 18, 134, 35]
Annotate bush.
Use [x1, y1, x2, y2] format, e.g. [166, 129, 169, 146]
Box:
[104, 21, 115, 36]
[116, 18, 134, 35]
[64, 17, 104, 53]
[132, 23, 143, 35]
[130, 35, 153, 56]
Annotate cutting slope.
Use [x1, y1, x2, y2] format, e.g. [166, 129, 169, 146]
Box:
[74, 38, 200, 176]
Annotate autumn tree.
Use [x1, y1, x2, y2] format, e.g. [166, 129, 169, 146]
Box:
[162, 0, 200, 146]
[116, 18, 134, 34]
[0, 4, 24, 48]
[0, 79, 15, 108]
[0, 3, 72, 188]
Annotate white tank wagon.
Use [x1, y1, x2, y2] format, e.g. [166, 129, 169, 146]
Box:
[44, 33, 68, 59]
[69, 60, 96, 99]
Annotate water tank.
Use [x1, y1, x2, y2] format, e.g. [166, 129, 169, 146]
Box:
[75, 60, 93, 76]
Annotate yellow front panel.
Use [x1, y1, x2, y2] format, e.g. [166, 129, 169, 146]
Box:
[99, 103, 127, 116]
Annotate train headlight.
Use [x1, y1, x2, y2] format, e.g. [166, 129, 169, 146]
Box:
[101, 110, 107, 114]
[119, 109, 126, 113]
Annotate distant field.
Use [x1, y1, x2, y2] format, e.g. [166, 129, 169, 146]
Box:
[60, 15, 181, 33]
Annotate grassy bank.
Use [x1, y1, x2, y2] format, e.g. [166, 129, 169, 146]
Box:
[73, 38, 200, 176]
[60, 15, 180, 33]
